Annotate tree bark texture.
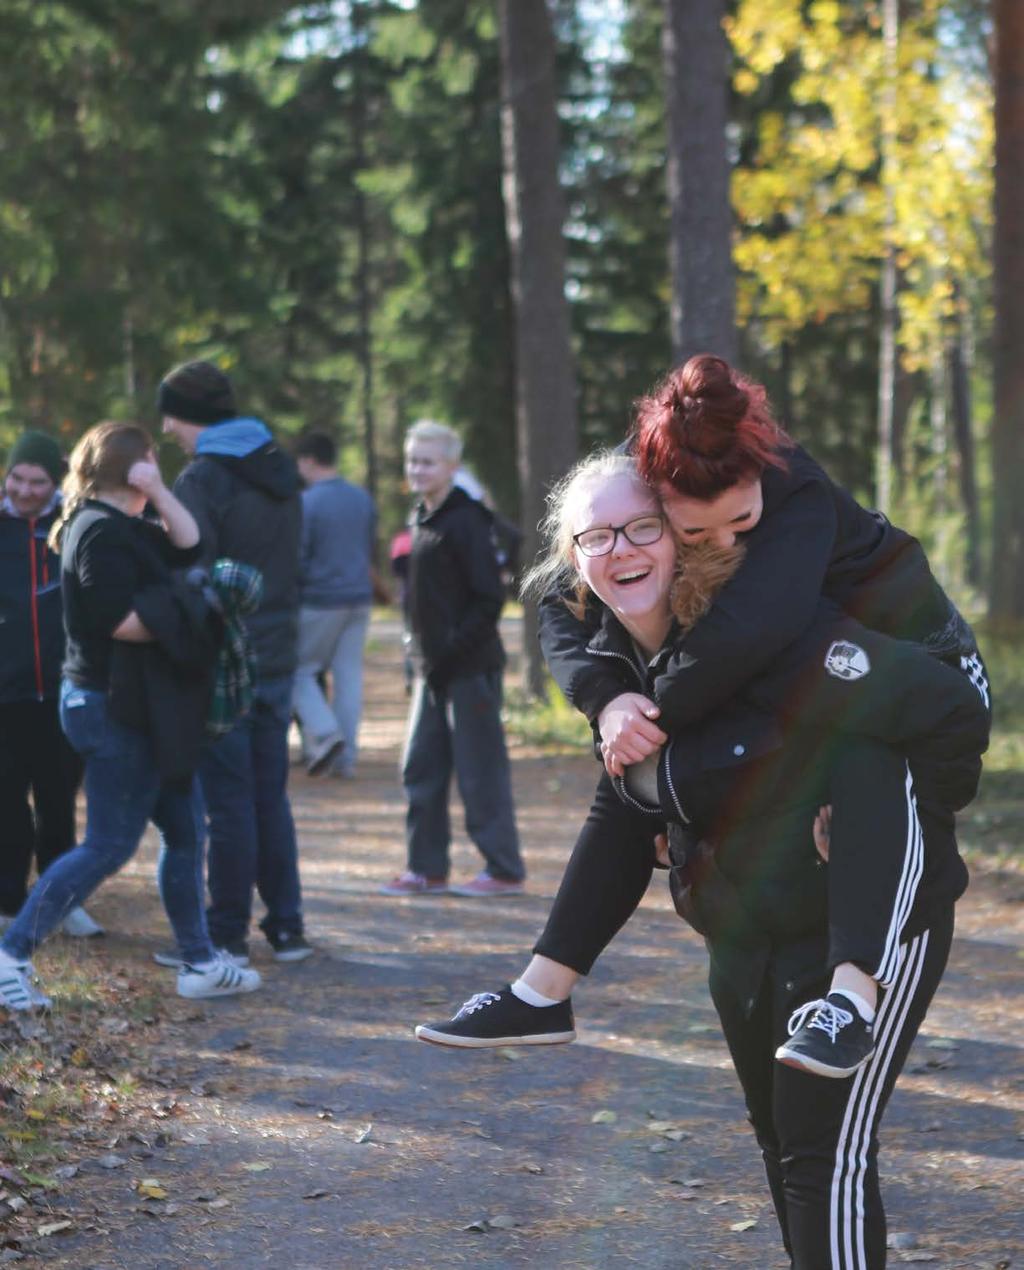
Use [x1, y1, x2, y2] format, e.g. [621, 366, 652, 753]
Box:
[662, 0, 737, 366]
[499, 0, 579, 696]
[990, 0, 1024, 620]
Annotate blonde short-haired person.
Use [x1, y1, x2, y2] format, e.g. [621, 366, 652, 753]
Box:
[381, 421, 524, 897]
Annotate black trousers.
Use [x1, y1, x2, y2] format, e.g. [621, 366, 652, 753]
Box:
[711, 909, 953, 1270]
[0, 699, 83, 916]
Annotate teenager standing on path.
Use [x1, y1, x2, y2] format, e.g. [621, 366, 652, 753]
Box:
[159, 361, 313, 965]
[292, 429, 381, 779]
[0, 423, 260, 1011]
[0, 431, 97, 938]
[381, 420, 524, 898]
[418, 454, 987, 1269]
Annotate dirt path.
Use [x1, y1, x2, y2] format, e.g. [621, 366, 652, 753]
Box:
[7, 617, 1023, 1269]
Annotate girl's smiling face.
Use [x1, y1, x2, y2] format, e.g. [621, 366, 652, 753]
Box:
[573, 472, 675, 643]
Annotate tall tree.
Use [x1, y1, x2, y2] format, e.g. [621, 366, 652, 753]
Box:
[662, 0, 737, 364]
[990, 0, 1024, 621]
[498, 0, 579, 695]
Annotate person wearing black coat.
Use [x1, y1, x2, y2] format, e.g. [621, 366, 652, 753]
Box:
[0, 423, 260, 1011]
[159, 359, 312, 965]
[416, 451, 989, 1269]
[0, 431, 89, 934]
[381, 420, 524, 898]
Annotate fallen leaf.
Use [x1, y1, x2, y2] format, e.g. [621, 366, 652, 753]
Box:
[37, 1221, 73, 1237]
[241, 1163, 271, 1173]
[207, 1198, 230, 1209]
[462, 1218, 489, 1232]
[591, 1110, 617, 1125]
[136, 1180, 168, 1200]
[519, 1163, 544, 1175]
[729, 1219, 758, 1232]
[487, 1214, 519, 1230]
[354, 1125, 372, 1144]
[494, 1047, 524, 1061]
[96, 1155, 127, 1170]
[302, 1189, 331, 1200]
[25, 1110, 46, 1121]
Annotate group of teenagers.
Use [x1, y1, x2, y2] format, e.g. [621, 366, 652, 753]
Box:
[414, 353, 991, 1270]
[0, 349, 990, 1268]
[0, 360, 321, 1013]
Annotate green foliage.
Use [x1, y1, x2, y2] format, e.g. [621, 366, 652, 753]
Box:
[503, 677, 593, 752]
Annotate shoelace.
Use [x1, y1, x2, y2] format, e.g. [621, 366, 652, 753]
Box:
[786, 998, 854, 1044]
[454, 991, 501, 1020]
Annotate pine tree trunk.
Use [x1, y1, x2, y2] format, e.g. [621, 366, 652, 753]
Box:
[875, 0, 899, 514]
[948, 293, 981, 589]
[662, 0, 737, 365]
[498, 0, 579, 698]
[990, 0, 1024, 621]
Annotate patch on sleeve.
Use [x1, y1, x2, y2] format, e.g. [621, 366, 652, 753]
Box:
[824, 640, 871, 681]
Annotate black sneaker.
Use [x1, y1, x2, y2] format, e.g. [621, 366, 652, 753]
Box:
[775, 992, 875, 1078]
[414, 985, 576, 1048]
[267, 931, 313, 963]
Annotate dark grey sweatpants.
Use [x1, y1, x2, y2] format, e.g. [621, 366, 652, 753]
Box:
[401, 671, 523, 882]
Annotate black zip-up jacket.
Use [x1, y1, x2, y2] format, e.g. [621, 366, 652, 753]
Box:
[406, 485, 505, 688]
[174, 441, 301, 681]
[108, 575, 223, 787]
[587, 603, 987, 959]
[0, 501, 64, 703]
[540, 445, 976, 729]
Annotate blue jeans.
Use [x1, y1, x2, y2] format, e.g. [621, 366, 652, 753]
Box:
[401, 671, 523, 881]
[1, 682, 215, 966]
[200, 675, 303, 947]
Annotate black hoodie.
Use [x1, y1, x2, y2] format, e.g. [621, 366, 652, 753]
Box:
[174, 439, 301, 680]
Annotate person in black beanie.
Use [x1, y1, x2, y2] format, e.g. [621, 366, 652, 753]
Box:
[0, 431, 98, 938]
[156, 361, 313, 967]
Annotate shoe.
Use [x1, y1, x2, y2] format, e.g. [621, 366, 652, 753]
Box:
[447, 871, 525, 898]
[266, 931, 313, 963]
[415, 985, 575, 1048]
[177, 952, 262, 999]
[154, 941, 250, 970]
[775, 992, 875, 1078]
[306, 733, 345, 777]
[0, 956, 52, 1012]
[379, 871, 448, 896]
[61, 906, 105, 938]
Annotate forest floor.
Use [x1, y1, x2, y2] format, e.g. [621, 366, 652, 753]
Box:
[1, 616, 1022, 1270]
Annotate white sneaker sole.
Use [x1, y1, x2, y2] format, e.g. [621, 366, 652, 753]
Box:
[774, 1044, 874, 1078]
[177, 976, 262, 1000]
[414, 1025, 576, 1048]
[271, 946, 314, 963]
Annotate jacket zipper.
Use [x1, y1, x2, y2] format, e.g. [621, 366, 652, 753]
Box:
[28, 519, 44, 700]
[660, 742, 691, 824]
[585, 643, 646, 690]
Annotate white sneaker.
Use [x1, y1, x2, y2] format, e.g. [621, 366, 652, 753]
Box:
[62, 906, 105, 938]
[0, 953, 52, 1012]
[177, 952, 261, 1000]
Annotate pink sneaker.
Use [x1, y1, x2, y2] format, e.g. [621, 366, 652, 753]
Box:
[448, 872, 525, 898]
[379, 870, 449, 896]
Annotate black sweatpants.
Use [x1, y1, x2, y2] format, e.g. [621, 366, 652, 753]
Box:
[711, 909, 954, 1270]
[0, 699, 83, 916]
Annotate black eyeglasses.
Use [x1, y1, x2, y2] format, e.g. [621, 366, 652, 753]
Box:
[573, 514, 665, 557]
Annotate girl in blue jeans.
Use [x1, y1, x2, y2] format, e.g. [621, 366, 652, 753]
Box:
[0, 422, 260, 1011]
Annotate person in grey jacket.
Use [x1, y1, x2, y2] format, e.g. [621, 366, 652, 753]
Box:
[158, 360, 312, 965]
[292, 430, 380, 778]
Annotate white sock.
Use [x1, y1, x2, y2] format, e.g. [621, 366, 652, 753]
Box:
[831, 988, 876, 1023]
[511, 978, 563, 1008]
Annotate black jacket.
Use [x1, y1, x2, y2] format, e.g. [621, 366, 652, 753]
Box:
[540, 445, 976, 729]
[174, 442, 301, 681]
[406, 486, 506, 687]
[108, 576, 223, 787]
[0, 501, 64, 703]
